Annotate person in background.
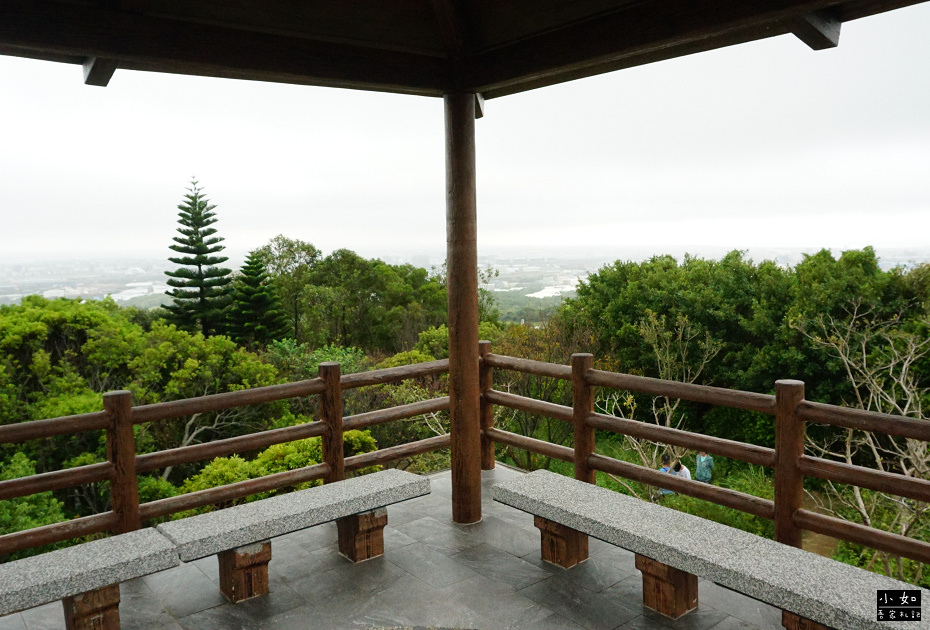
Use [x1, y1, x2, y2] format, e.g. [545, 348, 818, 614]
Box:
[695, 450, 714, 483]
[658, 453, 674, 495]
[673, 459, 691, 481]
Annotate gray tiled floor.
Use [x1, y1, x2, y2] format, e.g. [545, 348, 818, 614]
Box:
[0, 466, 782, 630]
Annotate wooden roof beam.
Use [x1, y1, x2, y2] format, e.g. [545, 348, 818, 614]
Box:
[431, 0, 484, 117]
[430, 0, 467, 58]
[80, 0, 151, 86]
[0, 0, 449, 96]
[791, 11, 841, 49]
[465, 0, 862, 96]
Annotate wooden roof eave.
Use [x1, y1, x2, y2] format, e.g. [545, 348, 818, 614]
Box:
[0, 0, 452, 96]
[463, 0, 929, 99]
[0, 0, 927, 97]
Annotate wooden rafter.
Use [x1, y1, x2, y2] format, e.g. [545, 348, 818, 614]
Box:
[791, 11, 842, 49]
[82, 57, 118, 86]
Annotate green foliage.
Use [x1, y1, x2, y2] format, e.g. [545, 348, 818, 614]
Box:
[254, 235, 321, 343]
[175, 430, 378, 515]
[265, 340, 369, 382]
[164, 180, 233, 336]
[376, 350, 436, 369]
[569, 249, 930, 445]
[0, 454, 66, 552]
[415, 322, 503, 360]
[0, 297, 283, 491]
[226, 251, 289, 349]
[258, 237, 447, 352]
[137, 475, 179, 505]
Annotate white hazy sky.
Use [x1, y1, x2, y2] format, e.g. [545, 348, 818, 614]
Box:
[1, 5, 929, 264]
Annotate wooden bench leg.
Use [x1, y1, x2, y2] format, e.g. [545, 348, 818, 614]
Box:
[337, 508, 388, 563]
[218, 541, 271, 603]
[782, 611, 832, 630]
[63, 583, 120, 630]
[534, 516, 588, 568]
[635, 554, 698, 619]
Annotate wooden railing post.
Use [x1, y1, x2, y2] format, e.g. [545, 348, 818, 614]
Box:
[479, 340, 495, 470]
[319, 362, 344, 484]
[103, 390, 140, 534]
[774, 379, 805, 548]
[572, 353, 595, 483]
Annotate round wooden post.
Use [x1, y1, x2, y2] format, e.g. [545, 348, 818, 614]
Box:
[774, 379, 805, 548]
[572, 354, 596, 483]
[479, 340, 495, 470]
[445, 92, 481, 524]
[103, 390, 140, 534]
[319, 362, 344, 484]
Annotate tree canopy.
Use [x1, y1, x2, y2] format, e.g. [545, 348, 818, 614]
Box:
[164, 181, 233, 336]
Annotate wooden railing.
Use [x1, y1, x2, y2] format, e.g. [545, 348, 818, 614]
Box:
[0, 359, 450, 557]
[3, 345, 930, 568]
[479, 344, 930, 565]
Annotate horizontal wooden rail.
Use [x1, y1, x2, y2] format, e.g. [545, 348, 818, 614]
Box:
[484, 427, 575, 463]
[798, 401, 930, 441]
[484, 390, 574, 422]
[793, 509, 930, 565]
[135, 421, 328, 473]
[344, 434, 451, 471]
[341, 359, 450, 390]
[138, 462, 332, 520]
[797, 456, 930, 504]
[588, 453, 776, 520]
[0, 411, 109, 444]
[586, 369, 776, 415]
[343, 397, 450, 431]
[0, 511, 117, 557]
[482, 354, 572, 380]
[0, 462, 113, 501]
[132, 378, 326, 424]
[586, 412, 776, 468]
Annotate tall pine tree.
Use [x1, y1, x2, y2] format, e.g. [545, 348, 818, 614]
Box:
[226, 251, 289, 349]
[164, 181, 232, 336]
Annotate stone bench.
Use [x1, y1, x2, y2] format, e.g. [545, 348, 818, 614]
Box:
[0, 528, 179, 629]
[493, 469, 928, 630]
[157, 468, 430, 602]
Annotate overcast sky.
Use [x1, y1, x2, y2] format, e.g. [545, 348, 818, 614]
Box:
[1, 4, 929, 265]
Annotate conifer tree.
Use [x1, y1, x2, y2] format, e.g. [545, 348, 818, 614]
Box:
[164, 181, 232, 336]
[226, 251, 289, 348]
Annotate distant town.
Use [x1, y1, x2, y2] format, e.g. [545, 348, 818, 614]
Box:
[2, 246, 928, 309]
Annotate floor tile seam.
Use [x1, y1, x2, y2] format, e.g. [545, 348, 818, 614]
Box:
[444, 552, 551, 591]
[699, 591, 779, 630]
[457, 596, 558, 630]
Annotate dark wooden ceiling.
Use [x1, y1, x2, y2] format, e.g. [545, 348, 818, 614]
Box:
[0, 0, 925, 97]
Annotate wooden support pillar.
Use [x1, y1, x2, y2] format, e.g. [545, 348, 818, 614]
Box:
[218, 541, 271, 603]
[774, 380, 805, 549]
[445, 91, 481, 524]
[104, 390, 140, 535]
[479, 340, 495, 470]
[63, 583, 120, 630]
[571, 353, 595, 484]
[319, 362, 344, 484]
[635, 554, 698, 619]
[535, 516, 588, 568]
[337, 508, 388, 562]
[782, 611, 832, 630]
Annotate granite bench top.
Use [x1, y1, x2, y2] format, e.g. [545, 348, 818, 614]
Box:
[0, 527, 179, 616]
[493, 469, 929, 630]
[157, 468, 431, 561]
